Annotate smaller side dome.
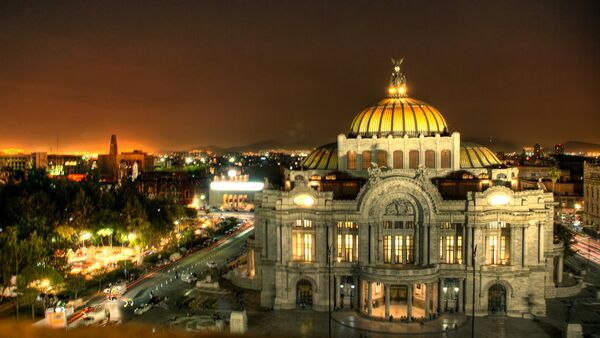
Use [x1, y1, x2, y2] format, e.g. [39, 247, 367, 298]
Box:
[301, 143, 338, 170]
[460, 142, 503, 168]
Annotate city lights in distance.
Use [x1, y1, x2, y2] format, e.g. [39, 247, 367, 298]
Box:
[210, 181, 264, 191]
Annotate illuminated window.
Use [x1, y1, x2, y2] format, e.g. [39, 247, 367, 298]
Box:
[337, 234, 343, 259]
[425, 150, 435, 168]
[500, 235, 506, 264]
[384, 235, 392, 263]
[457, 235, 463, 264]
[310, 175, 321, 180]
[362, 151, 372, 169]
[445, 236, 454, 264]
[345, 234, 353, 262]
[489, 236, 498, 265]
[394, 235, 402, 263]
[393, 150, 403, 169]
[439, 237, 443, 259]
[347, 151, 357, 170]
[304, 233, 313, 261]
[406, 236, 413, 263]
[409, 150, 419, 169]
[295, 219, 313, 228]
[377, 150, 387, 167]
[441, 149, 451, 169]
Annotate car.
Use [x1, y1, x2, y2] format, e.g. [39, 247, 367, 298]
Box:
[180, 273, 197, 284]
[206, 261, 217, 269]
[134, 303, 153, 315]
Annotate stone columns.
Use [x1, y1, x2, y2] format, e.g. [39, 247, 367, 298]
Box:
[458, 278, 464, 313]
[425, 283, 431, 319]
[407, 284, 413, 321]
[522, 226, 528, 267]
[510, 226, 517, 266]
[557, 255, 564, 285]
[334, 276, 339, 308]
[466, 224, 473, 267]
[415, 225, 420, 264]
[438, 278, 444, 312]
[462, 225, 467, 266]
[367, 281, 373, 316]
[423, 225, 429, 266]
[384, 284, 390, 319]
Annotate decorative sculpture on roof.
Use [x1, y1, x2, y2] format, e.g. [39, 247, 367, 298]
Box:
[389, 57, 407, 98]
[368, 162, 388, 184]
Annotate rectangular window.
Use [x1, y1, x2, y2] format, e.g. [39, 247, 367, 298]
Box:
[439, 237, 443, 260]
[337, 234, 343, 260]
[384, 235, 392, 263]
[457, 235, 463, 264]
[405, 221, 414, 229]
[406, 235, 413, 263]
[296, 219, 312, 228]
[383, 220, 393, 229]
[293, 233, 303, 260]
[489, 236, 498, 264]
[394, 236, 402, 264]
[304, 233, 313, 262]
[500, 235, 506, 264]
[354, 234, 359, 261]
[446, 236, 455, 264]
[345, 234, 353, 262]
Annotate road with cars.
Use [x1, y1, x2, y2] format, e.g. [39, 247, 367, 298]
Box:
[67, 221, 254, 328]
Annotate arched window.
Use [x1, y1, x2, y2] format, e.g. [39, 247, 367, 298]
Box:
[409, 150, 419, 169]
[362, 151, 372, 169]
[347, 151, 356, 170]
[441, 149, 451, 169]
[377, 150, 387, 167]
[393, 150, 403, 169]
[425, 150, 435, 168]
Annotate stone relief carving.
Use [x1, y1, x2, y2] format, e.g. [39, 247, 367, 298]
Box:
[384, 200, 413, 215]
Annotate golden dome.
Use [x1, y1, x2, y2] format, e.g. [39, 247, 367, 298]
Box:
[349, 97, 449, 138]
[460, 142, 503, 168]
[301, 143, 338, 170]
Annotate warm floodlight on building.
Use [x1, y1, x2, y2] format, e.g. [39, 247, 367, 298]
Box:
[293, 193, 315, 207]
[210, 181, 264, 192]
[489, 193, 510, 206]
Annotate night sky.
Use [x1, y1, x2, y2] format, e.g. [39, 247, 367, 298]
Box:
[0, 1, 598, 153]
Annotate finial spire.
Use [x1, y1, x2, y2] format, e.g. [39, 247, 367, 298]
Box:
[389, 57, 407, 98]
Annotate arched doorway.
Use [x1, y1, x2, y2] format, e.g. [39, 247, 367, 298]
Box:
[296, 279, 313, 309]
[488, 284, 506, 315]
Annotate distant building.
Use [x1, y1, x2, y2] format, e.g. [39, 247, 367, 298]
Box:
[554, 144, 565, 155]
[139, 171, 207, 206]
[208, 169, 264, 211]
[583, 162, 600, 226]
[0, 153, 31, 171]
[98, 135, 154, 182]
[534, 143, 542, 159]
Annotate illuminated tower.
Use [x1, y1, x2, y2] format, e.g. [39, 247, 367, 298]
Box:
[109, 134, 118, 156]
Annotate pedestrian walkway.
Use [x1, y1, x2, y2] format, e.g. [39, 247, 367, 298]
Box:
[332, 310, 466, 335]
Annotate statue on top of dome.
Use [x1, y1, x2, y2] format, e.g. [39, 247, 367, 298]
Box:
[389, 57, 407, 98]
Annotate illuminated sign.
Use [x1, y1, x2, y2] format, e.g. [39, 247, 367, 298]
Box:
[488, 193, 510, 206]
[210, 181, 264, 192]
[293, 194, 315, 206]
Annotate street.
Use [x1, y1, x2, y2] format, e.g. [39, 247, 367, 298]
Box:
[67, 225, 254, 328]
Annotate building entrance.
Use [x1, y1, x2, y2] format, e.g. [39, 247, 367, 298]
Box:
[296, 279, 313, 308]
[488, 284, 506, 315]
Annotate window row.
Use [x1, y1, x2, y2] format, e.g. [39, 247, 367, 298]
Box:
[346, 149, 451, 170]
[439, 235, 463, 264]
[292, 232, 314, 262]
[383, 235, 414, 264]
[336, 234, 359, 262]
[383, 220, 415, 229]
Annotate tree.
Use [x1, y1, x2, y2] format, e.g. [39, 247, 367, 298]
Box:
[96, 228, 114, 247]
[66, 274, 87, 299]
[548, 167, 561, 195]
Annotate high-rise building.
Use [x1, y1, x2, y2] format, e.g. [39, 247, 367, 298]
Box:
[534, 143, 542, 159]
[555, 144, 565, 155]
[583, 162, 600, 226]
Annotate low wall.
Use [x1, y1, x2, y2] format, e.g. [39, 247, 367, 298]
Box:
[555, 280, 585, 298]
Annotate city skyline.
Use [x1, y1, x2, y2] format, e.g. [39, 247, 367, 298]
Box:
[1, 1, 599, 153]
